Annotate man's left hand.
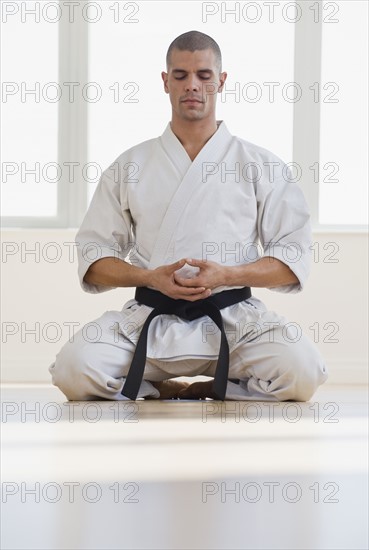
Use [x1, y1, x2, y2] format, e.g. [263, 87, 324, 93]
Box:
[174, 258, 227, 291]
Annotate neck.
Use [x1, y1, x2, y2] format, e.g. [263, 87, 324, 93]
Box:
[170, 116, 219, 159]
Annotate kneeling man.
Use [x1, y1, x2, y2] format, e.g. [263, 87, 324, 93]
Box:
[49, 31, 328, 401]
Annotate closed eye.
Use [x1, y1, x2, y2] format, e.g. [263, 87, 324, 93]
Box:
[174, 75, 211, 80]
[172, 68, 213, 78]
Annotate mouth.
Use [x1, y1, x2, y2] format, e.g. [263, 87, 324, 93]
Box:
[181, 98, 203, 104]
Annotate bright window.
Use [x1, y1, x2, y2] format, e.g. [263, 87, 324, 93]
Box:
[319, 0, 368, 225]
[1, 1, 367, 229]
[1, 4, 59, 217]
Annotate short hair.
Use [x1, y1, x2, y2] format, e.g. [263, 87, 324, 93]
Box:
[166, 30, 222, 72]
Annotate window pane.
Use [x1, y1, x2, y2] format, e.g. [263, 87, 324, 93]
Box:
[1, 2, 59, 217]
[319, 0, 368, 225]
[88, 1, 294, 203]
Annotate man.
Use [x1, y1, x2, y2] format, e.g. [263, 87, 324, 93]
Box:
[49, 31, 328, 401]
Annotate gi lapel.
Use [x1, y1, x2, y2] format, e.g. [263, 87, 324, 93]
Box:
[148, 120, 234, 268]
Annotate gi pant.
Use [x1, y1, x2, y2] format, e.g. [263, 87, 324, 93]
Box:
[49, 303, 328, 401]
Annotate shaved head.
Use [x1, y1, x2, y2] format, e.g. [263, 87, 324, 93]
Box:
[166, 30, 222, 73]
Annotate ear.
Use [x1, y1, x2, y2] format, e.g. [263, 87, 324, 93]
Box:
[218, 71, 227, 93]
[161, 71, 169, 94]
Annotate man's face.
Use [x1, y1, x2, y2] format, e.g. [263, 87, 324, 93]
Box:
[161, 48, 227, 122]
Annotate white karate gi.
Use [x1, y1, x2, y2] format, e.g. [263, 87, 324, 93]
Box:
[49, 121, 328, 401]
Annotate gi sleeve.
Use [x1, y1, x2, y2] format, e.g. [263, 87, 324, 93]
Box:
[257, 168, 312, 294]
[75, 162, 134, 294]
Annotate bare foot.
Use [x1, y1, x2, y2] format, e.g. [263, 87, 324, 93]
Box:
[149, 380, 191, 399]
[177, 380, 216, 400]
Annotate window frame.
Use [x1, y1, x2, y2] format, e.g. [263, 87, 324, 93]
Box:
[293, 0, 368, 233]
[1, 0, 367, 232]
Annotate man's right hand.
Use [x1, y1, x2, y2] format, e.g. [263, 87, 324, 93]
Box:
[83, 257, 211, 299]
[148, 259, 211, 301]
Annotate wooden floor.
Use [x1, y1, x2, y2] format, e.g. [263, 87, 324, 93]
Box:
[1, 383, 368, 550]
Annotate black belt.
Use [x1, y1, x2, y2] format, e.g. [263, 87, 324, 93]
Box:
[121, 286, 252, 401]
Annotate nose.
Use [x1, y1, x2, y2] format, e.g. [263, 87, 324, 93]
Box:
[184, 75, 200, 92]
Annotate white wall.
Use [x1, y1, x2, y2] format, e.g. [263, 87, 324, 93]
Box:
[1, 230, 367, 384]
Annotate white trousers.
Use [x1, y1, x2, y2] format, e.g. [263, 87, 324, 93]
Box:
[49, 305, 328, 402]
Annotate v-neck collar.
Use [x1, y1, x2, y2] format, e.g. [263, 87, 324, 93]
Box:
[159, 120, 232, 178]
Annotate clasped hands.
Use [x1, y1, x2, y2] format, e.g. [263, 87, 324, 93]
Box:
[149, 258, 227, 301]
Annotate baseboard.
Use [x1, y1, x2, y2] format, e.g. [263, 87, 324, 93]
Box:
[1, 357, 368, 385]
[322, 360, 368, 385]
[1, 357, 55, 383]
